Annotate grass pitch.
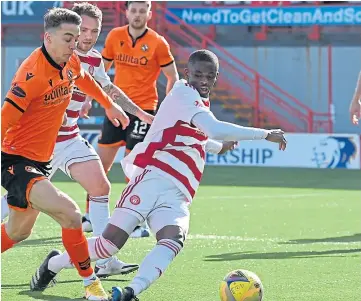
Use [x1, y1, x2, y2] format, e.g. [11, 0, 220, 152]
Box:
[2, 166, 361, 301]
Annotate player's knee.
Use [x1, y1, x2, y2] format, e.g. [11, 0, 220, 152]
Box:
[61, 209, 82, 229]
[87, 177, 111, 197]
[102, 223, 129, 250]
[53, 194, 82, 229]
[7, 226, 33, 242]
[156, 225, 186, 250]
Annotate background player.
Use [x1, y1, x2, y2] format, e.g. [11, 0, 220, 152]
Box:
[81, 1, 179, 237]
[1, 2, 147, 277]
[350, 70, 361, 125]
[1, 8, 130, 300]
[33, 50, 287, 301]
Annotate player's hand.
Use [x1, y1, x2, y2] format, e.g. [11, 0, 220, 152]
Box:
[80, 97, 92, 119]
[219, 141, 238, 154]
[350, 99, 361, 125]
[105, 103, 130, 130]
[137, 110, 154, 125]
[265, 129, 287, 151]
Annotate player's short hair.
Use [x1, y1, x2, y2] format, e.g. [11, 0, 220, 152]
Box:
[44, 8, 82, 31]
[188, 49, 220, 71]
[71, 2, 103, 22]
[126, 1, 152, 10]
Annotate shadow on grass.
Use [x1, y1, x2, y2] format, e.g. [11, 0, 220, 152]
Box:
[18, 290, 84, 301]
[2, 278, 128, 290]
[204, 248, 361, 261]
[280, 233, 361, 245]
[15, 237, 62, 248]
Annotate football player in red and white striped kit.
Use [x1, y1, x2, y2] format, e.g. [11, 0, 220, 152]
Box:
[34, 49, 287, 301]
[1, 2, 155, 280]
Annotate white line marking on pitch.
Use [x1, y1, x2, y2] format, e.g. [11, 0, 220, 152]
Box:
[195, 193, 330, 200]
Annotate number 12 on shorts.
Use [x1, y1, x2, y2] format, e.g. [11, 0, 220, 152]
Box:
[133, 120, 148, 135]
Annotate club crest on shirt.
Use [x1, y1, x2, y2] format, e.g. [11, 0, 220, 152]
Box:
[141, 44, 149, 52]
[25, 166, 41, 174]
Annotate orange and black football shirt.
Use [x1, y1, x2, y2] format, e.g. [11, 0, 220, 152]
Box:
[1, 44, 113, 162]
[102, 25, 174, 111]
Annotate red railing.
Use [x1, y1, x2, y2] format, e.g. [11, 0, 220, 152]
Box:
[157, 5, 331, 132]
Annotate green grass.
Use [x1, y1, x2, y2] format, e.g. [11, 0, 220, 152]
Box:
[2, 166, 361, 301]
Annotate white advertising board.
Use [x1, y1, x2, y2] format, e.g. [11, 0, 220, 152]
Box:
[80, 131, 360, 170]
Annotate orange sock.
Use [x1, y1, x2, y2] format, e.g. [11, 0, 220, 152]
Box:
[62, 227, 93, 278]
[85, 194, 90, 214]
[1, 223, 16, 253]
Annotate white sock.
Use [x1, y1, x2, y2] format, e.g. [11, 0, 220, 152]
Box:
[1, 194, 9, 221]
[83, 272, 97, 286]
[89, 195, 110, 237]
[129, 239, 183, 296]
[48, 236, 119, 274]
[48, 252, 73, 273]
[89, 196, 113, 267]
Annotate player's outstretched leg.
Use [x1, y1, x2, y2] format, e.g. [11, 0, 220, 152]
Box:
[35, 211, 140, 288]
[111, 225, 185, 301]
[69, 159, 139, 278]
[28, 179, 107, 300]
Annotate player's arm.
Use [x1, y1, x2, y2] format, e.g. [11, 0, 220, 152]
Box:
[205, 139, 237, 154]
[157, 37, 179, 94]
[192, 112, 287, 150]
[93, 57, 153, 124]
[162, 62, 179, 95]
[75, 71, 113, 109]
[75, 70, 129, 129]
[351, 71, 361, 105]
[206, 140, 238, 155]
[102, 58, 113, 72]
[102, 83, 153, 124]
[1, 78, 33, 144]
[1, 101, 23, 144]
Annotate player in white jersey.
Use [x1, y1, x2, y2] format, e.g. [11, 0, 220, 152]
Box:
[33, 49, 287, 300]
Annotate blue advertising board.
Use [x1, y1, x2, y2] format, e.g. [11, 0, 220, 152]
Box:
[167, 6, 361, 26]
[2, 1, 63, 24]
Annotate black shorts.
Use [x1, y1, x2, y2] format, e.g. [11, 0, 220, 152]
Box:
[1, 152, 52, 211]
[98, 110, 155, 150]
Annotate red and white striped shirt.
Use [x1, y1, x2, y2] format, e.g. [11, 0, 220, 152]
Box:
[57, 48, 111, 142]
[122, 79, 211, 202]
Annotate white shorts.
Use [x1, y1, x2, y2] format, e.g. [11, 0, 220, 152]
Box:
[110, 169, 190, 236]
[49, 134, 99, 179]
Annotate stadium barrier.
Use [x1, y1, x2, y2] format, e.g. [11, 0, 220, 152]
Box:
[80, 130, 360, 170]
